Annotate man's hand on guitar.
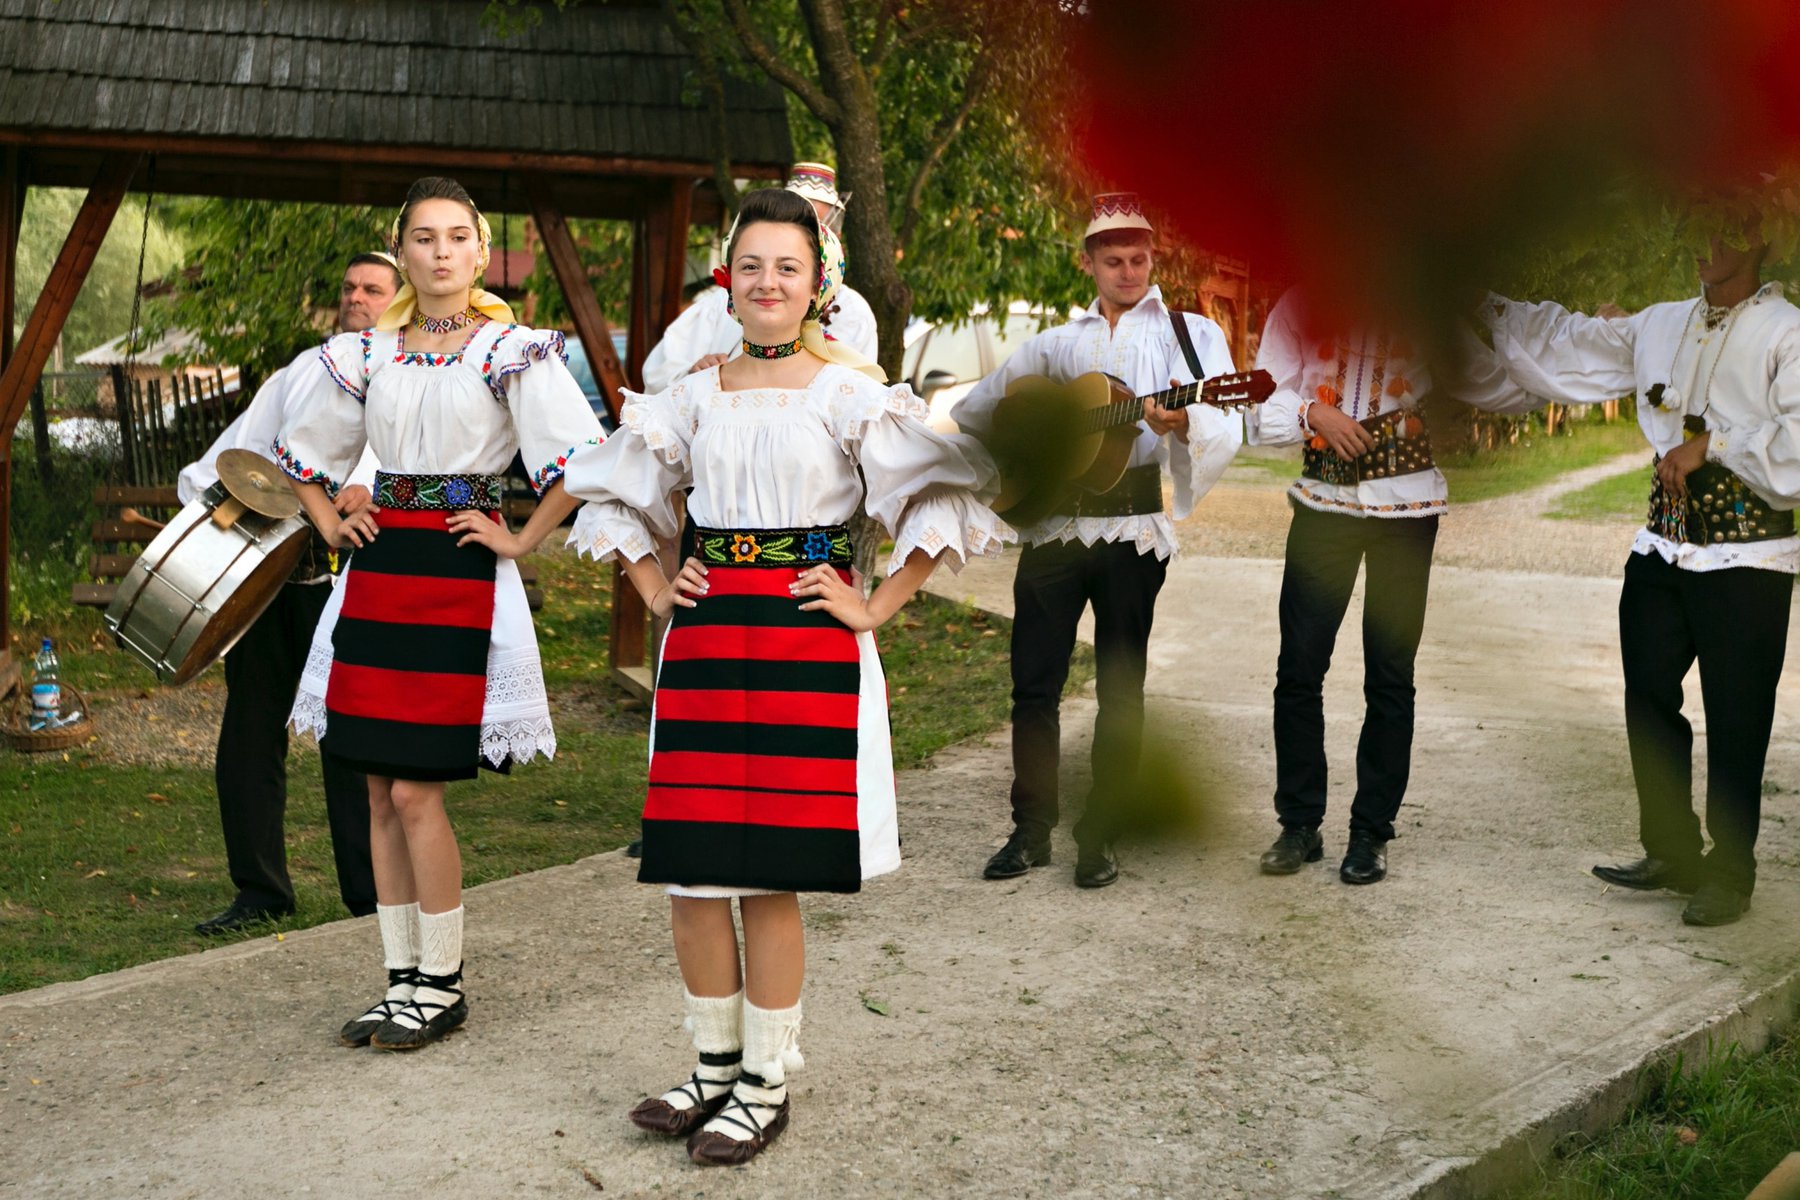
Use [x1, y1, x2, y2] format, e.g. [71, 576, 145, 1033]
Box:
[1144, 385, 1189, 437]
[1308, 403, 1379, 461]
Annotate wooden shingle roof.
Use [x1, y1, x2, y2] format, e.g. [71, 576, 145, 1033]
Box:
[0, 0, 790, 169]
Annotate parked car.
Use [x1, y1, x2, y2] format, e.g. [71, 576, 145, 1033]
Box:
[901, 301, 1072, 432]
[561, 331, 631, 433]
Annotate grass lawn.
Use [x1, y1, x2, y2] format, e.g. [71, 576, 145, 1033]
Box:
[1512, 1035, 1800, 1200]
[1548, 465, 1653, 522]
[0, 547, 1084, 996]
[1441, 419, 1645, 504]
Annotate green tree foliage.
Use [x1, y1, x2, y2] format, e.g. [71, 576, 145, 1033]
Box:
[13, 190, 183, 366]
[140, 198, 387, 378]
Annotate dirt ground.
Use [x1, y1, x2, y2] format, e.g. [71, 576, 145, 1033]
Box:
[3, 452, 1798, 1200]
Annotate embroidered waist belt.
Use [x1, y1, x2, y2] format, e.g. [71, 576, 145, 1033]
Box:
[694, 524, 854, 567]
[375, 471, 504, 512]
[1058, 464, 1164, 518]
[1647, 458, 1794, 546]
[1302, 412, 1434, 487]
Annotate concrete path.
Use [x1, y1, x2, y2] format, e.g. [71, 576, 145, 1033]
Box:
[4, 471, 1799, 1199]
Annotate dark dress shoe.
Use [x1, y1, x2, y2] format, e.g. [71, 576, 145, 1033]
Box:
[625, 838, 643, 859]
[1260, 827, 1324, 875]
[1591, 856, 1700, 893]
[1339, 835, 1387, 885]
[193, 900, 292, 936]
[1074, 844, 1119, 889]
[983, 828, 1052, 879]
[1681, 882, 1751, 927]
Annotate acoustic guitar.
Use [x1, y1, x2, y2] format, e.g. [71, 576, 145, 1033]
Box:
[985, 370, 1274, 525]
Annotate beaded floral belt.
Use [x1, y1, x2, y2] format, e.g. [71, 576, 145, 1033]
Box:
[693, 524, 854, 567]
[1647, 459, 1794, 546]
[374, 471, 504, 512]
[1302, 412, 1434, 487]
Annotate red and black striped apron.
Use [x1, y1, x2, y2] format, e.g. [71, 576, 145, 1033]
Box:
[322, 472, 501, 782]
[639, 525, 865, 893]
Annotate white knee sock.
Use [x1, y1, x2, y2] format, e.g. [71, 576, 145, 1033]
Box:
[661, 990, 742, 1112]
[384, 905, 464, 1031]
[704, 998, 802, 1141]
[376, 902, 420, 971]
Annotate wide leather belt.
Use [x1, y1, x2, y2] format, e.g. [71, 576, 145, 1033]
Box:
[1058, 464, 1163, 518]
[374, 471, 504, 512]
[1302, 412, 1434, 487]
[1647, 458, 1795, 545]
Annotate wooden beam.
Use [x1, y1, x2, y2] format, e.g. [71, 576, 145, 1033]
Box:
[0, 154, 138, 441]
[523, 173, 629, 422]
[660, 179, 694, 335]
[0, 128, 785, 184]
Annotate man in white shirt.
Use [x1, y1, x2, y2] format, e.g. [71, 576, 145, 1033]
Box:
[953, 194, 1242, 888]
[1483, 217, 1800, 926]
[190, 253, 395, 935]
[639, 163, 878, 393]
[1249, 290, 1537, 886]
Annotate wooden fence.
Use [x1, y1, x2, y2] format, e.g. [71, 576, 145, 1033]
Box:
[108, 365, 252, 485]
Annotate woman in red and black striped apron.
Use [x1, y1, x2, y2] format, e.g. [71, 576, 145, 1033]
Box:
[564, 186, 1010, 1164]
[278, 177, 602, 1052]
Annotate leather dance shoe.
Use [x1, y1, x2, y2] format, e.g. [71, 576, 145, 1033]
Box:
[1074, 844, 1119, 889]
[1590, 857, 1700, 894]
[1681, 882, 1751, 927]
[630, 1087, 733, 1137]
[1260, 827, 1324, 875]
[1339, 834, 1387, 885]
[982, 828, 1052, 880]
[193, 900, 293, 936]
[370, 996, 468, 1051]
[687, 1095, 790, 1165]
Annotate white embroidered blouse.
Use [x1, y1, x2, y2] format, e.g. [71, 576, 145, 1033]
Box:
[1249, 288, 1541, 518]
[1482, 282, 1800, 573]
[562, 363, 1011, 574]
[271, 321, 602, 497]
[949, 285, 1242, 560]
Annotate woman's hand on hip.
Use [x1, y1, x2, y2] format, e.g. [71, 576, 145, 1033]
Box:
[792, 564, 878, 631]
[447, 509, 528, 559]
[651, 556, 710, 618]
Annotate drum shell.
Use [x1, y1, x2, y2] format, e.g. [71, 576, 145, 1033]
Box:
[105, 483, 312, 685]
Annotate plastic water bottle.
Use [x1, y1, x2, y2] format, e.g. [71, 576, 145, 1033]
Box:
[30, 638, 60, 729]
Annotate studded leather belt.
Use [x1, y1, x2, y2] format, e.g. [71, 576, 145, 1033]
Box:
[1302, 412, 1434, 487]
[1647, 459, 1795, 545]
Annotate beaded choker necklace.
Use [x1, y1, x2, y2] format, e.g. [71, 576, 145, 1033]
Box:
[413, 307, 481, 335]
[742, 334, 805, 361]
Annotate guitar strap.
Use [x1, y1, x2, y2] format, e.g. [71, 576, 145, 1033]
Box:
[1167, 309, 1206, 382]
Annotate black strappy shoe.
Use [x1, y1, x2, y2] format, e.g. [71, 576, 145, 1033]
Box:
[370, 967, 468, 1051]
[686, 1072, 791, 1165]
[628, 1050, 743, 1136]
[340, 967, 422, 1047]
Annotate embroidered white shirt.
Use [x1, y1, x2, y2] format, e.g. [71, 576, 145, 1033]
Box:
[949, 285, 1242, 559]
[1248, 288, 1540, 518]
[1483, 282, 1800, 573]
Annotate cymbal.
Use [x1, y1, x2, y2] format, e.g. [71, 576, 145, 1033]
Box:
[216, 449, 303, 519]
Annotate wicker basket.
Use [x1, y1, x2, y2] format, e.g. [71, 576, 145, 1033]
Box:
[4, 684, 95, 753]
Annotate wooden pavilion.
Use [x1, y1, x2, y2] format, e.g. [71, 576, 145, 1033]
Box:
[0, 0, 791, 695]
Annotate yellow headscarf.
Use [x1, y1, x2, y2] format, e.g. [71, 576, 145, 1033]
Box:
[724, 208, 885, 383]
[376, 207, 515, 331]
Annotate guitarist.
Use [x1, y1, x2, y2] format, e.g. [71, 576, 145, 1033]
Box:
[952, 193, 1243, 888]
[1248, 288, 1536, 886]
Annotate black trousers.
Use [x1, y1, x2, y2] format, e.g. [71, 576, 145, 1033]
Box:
[1273, 504, 1438, 842]
[1008, 538, 1168, 847]
[1620, 551, 1792, 893]
[218, 580, 375, 916]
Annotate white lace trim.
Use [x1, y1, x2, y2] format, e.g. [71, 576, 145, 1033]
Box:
[566, 503, 660, 565]
[1631, 528, 1800, 574]
[890, 502, 1015, 574]
[1016, 513, 1181, 561]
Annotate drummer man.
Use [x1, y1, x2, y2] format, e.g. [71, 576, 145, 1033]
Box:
[183, 253, 394, 934]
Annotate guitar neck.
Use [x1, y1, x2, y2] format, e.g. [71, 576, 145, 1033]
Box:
[1082, 380, 1206, 434]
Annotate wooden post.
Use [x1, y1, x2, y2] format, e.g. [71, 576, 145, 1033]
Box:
[522, 173, 628, 422]
[0, 147, 26, 694]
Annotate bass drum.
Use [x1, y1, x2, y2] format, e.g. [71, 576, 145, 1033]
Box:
[105, 477, 311, 685]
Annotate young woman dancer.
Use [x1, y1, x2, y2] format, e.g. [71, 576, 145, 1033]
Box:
[275, 176, 602, 1049]
[563, 186, 1009, 1163]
